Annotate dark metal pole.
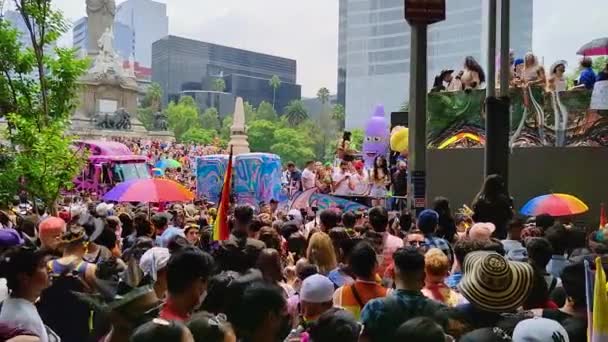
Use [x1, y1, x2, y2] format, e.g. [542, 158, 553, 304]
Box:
[486, 0, 497, 98]
[485, 0, 510, 188]
[499, 0, 511, 95]
[407, 24, 428, 215]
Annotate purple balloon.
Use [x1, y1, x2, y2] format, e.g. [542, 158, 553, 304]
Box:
[362, 105, 389, 168]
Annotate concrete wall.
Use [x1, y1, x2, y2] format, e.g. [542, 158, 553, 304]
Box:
[427, 147, 608, 227]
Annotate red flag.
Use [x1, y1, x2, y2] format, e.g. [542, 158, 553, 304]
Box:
[213, 146, 233, 241]
[600, 203, 607, 229]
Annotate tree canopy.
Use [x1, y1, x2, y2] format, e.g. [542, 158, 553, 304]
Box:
[0, 1, 88, 208]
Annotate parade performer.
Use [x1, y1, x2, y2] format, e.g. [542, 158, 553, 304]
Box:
[362, 105, 389, 168]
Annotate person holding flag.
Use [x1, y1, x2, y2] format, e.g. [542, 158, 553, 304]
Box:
[212, 146, 265, 273]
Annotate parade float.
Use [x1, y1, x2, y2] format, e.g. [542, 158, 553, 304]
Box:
[72, 140, 150, 195]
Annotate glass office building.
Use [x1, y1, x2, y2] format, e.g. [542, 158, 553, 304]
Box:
[341, 0, 532, 129]
[152, 35, 300, 110]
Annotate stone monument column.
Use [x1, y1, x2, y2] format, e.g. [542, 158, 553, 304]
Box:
[86, 0, 116, 57]
[229, 97, 251, 155]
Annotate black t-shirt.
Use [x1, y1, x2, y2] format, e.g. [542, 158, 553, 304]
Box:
[392, 170, 407, 196]
[542, 309, 587, 342]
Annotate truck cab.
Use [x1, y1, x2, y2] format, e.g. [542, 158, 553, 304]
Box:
[73, 140, 150, 194]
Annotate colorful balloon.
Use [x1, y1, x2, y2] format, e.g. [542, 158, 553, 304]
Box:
[390, 126, 409, 154]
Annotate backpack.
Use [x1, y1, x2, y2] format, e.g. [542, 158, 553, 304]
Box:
[37, 261, 93, 342]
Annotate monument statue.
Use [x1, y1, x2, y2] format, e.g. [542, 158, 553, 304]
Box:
[85, 27, 137, 88]
[86, 0, 116, 56]
[152, 111, 168, 131]
[229, 97, 250, 155]
[94, 108, 132, 130]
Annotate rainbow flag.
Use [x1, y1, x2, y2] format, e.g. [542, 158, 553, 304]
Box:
[213, 146, 233, 241]
[586, 257, 608, 342]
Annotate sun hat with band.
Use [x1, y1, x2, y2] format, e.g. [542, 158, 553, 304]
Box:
[458, 251, 533, 313]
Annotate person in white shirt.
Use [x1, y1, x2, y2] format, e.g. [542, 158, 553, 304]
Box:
[0, 248, 55, 342]
[332, 161, 355, 196]
[301, 161, 317, 191]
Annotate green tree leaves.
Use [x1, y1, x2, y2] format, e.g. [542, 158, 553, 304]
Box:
[200, 107, 221, 131]
[256, 101, 278, 121]
[0, 1, 87, 209]
[166, 96, 200, 140]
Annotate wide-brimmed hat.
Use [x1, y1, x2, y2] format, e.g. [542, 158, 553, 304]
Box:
[458, 251, 533, 313]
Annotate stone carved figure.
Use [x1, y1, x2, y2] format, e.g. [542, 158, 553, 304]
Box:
[86, 0, 116, 56]
[94, 108, 132, 130]
[86, 27, 136, 88]
[152, 111, 168, 131]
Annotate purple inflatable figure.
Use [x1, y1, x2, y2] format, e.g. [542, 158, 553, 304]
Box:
[362, 104, 389, 168]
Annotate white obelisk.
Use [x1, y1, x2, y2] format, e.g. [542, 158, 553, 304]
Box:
[229, 97, 250, 155]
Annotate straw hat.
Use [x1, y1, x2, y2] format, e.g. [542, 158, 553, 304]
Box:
[458, 251, 533, 313]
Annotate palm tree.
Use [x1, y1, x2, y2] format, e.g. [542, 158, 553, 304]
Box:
[269, 75, 281, 110]
[316, 87, 330, 106]
[147, 82, 163, 111]
[331, 104, 345, 130]
[284, 100, 309, 126]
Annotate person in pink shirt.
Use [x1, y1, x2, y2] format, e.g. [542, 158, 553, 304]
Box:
[367, 207, 403, 277]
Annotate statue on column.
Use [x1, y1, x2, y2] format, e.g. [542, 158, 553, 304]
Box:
[86, 0, 116, 56]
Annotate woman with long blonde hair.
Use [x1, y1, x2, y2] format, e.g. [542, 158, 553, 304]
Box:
[306, 232, 337, 275]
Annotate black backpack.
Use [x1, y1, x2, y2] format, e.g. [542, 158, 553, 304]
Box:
[37, 262, 93, 342]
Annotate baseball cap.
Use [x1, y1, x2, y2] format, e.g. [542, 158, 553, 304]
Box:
[300, 274, 334, 303]
[95, 202, 115, 217]
[417, 209, 439, 231]
[512, 317, 569, 342]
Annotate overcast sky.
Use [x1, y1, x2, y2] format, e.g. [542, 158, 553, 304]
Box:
[33, 0, 608, 97]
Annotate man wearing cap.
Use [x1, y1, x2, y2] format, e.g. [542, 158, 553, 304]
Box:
[361, 247, 446, 342]
[299, 274, 335, 325]
[417, 209, 453, 262]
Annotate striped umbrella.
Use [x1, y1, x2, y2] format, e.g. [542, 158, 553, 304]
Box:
[577, 37, 608, 56]
[520, 193, 589, 217]
[103, 179, 194, 203]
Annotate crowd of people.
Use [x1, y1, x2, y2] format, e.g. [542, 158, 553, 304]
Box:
[283, 157, 408, 209]
[432, 52, 608, 93]
[0, 171, 602, 342]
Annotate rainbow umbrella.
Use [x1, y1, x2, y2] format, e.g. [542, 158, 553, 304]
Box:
[520, 193, 589, 217]
[103, 179, 194, 203]
[155, 159, 181, 170]
[151, 168, 164, 176]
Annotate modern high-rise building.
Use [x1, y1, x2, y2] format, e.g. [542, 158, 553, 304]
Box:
[341, 0, 533, 129]
[115, 0, 169, 68]
[152, 35, 301, 113]
[72, 17, 134, 60]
